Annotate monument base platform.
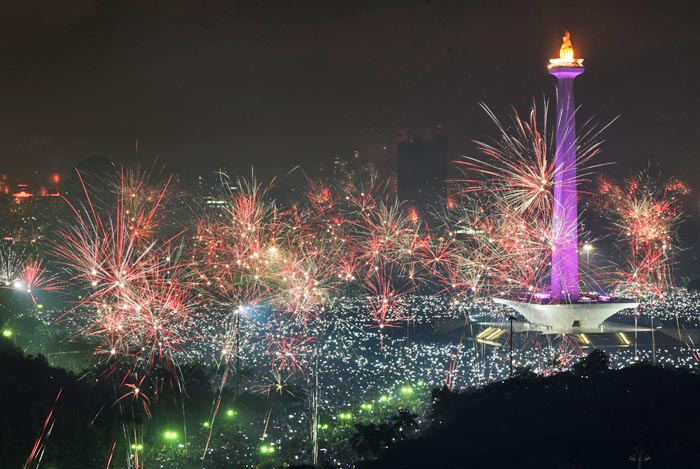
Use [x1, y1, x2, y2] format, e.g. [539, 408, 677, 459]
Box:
[493, 298, 639, 334]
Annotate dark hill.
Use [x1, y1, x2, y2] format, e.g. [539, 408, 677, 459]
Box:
[0, 338, 115, 469]
[360, 363, 700, 469]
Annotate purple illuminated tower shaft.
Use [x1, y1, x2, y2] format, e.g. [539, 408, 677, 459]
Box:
[549, 66, 584, 300]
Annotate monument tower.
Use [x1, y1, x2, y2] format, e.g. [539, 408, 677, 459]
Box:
[492, 32, 638, 332]
[548, 31, 584, 300]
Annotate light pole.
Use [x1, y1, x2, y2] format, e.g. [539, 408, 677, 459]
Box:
[508, 315, 515, 378]
[582, 243, 592, 271]
[234, 305, 246, 398]
[634, 306, 639, 360]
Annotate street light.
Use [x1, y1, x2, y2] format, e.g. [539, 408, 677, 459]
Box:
[582, 243, 593, 270]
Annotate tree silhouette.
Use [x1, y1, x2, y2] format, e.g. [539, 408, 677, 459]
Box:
[511, 364, 538, 380]
[572, 349, 610, 378]
[349, 422, 396, 460]
[430, 385, 460, 423]
[389, 408, 419, 439]
[359, 364, 700, 468]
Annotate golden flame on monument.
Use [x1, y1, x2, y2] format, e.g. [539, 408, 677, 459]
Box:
[548, 31, 584, 68]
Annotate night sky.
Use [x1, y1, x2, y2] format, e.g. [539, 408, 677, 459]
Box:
[1, 0, 699, 183]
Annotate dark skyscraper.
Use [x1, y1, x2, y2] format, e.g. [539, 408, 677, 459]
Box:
[396, 135, 448, 211]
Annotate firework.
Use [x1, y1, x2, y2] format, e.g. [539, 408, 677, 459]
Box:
[460, 103, 606, 215]
[598, 171, 689, 297]
[0, 239, 28, 286]
[16, 258, 59, 302]
[52, 168, 197, 425]
[193, 175, 341, 462]
[443, 102, 612, 298]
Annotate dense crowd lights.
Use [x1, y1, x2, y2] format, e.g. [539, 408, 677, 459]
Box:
[13, 278, 700, 466]
[19, 290, 700, 466]
[175, 292, 700, 466]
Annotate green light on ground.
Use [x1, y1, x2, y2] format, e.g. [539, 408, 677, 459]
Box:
[259, 444, 275, 454]
[226, 409, 236, 418]
[400, 386, 414, 395]
[318, 423, 329, 430]
[163, 430, 178, 440]
[2, 329, 12, 338]
[338, 412, 352, 420]
[360, 402, 373, 411]
[130, 443, 144, 451]
[36, 304, 43, 309]
[378, 395, 391, 403]
[202, 421, 210, 428]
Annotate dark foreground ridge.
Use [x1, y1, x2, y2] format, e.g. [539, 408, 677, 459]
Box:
[360, 354, 700, 469]
[0, 338, 116, 468]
